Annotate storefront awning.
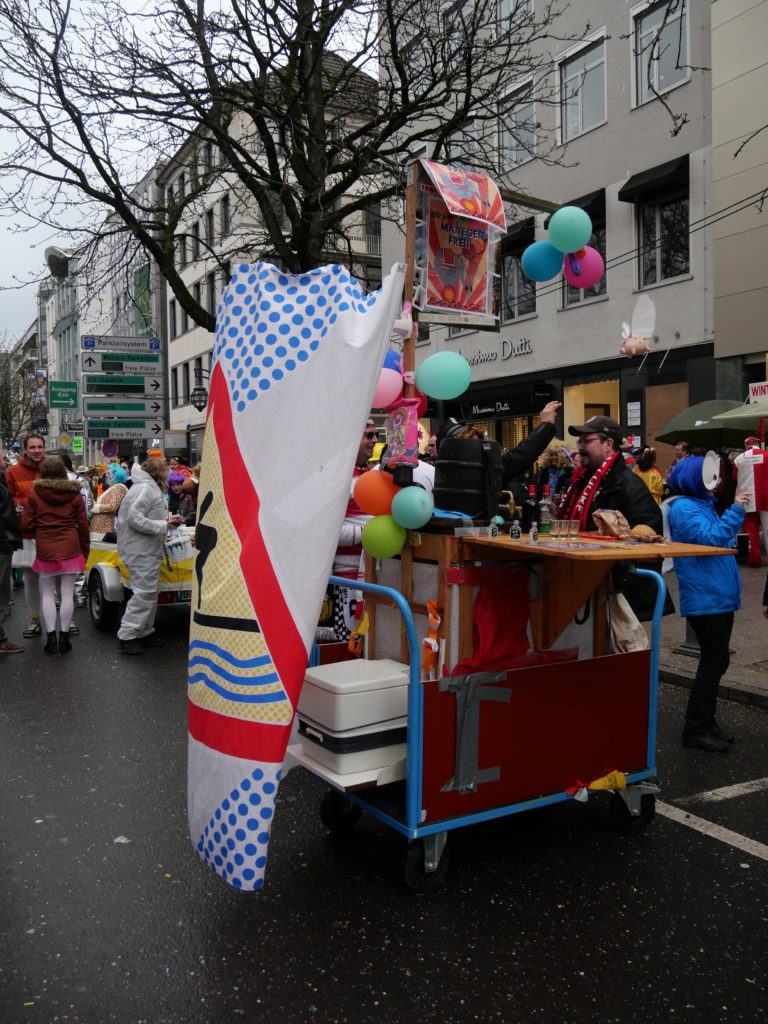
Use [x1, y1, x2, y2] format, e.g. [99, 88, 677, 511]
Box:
[544, 190, 604, 228]
[618, 155, 689, 203]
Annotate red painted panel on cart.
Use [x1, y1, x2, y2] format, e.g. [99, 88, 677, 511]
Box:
[421, 651, 651, 822]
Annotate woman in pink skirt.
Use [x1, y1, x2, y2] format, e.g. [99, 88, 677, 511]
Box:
[21, 456, 90, 654]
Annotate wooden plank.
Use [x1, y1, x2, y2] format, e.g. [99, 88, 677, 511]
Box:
[530, 559, 610, 649]
[592, 578, 610, 657]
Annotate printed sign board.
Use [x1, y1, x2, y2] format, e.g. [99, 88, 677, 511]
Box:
[81, 335, 162, 353]
[80, 351, 163, 375]
[86, 419, 165, 441]
[49, 381, 79, 409]
[83, 374, 162, 395]
[82, 397, 164, 419]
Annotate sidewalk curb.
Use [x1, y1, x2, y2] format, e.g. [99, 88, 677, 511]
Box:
[659, 667, 768, 711]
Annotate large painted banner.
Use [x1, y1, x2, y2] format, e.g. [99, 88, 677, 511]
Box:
[188, 261, 406, 890]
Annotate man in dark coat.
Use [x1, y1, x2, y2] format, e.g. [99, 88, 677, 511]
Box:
[563, 415, 665, 620]
[0, 475, 23, 653]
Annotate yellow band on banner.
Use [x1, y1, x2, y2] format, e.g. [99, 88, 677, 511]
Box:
[588, 771, 627, 791]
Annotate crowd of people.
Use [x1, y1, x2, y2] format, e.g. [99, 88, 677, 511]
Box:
[0, 435, 200, 656]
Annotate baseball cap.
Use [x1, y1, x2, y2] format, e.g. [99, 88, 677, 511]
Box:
[568, 415, 623, 447]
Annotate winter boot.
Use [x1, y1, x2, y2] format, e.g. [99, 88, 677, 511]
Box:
[58, 632, 72, 654]
[44, 632, 58, 655]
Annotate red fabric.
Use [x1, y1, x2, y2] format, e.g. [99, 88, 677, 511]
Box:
[5, 458, 41, 538]
[21, 480, 90, 560]
[743, 511, 762, 566]
[754, 457, 768, 511]
[448, 565, 531, 676]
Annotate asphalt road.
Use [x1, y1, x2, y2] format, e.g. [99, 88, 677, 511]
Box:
[1, 598, 767, 1024]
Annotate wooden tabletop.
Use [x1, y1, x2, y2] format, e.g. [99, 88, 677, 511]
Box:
[461, 533, 735, 561]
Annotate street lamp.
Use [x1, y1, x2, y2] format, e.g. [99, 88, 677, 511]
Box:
[191, 366, 210, 412]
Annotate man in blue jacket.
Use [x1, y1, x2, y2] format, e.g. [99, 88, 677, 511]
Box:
[668, 457, 749, 751]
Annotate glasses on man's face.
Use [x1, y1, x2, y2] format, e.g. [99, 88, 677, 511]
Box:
[364, 431, 378, 440]
[577, 434, 604, 448]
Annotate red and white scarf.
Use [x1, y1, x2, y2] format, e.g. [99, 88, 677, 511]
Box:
[561, 451, 620, 530]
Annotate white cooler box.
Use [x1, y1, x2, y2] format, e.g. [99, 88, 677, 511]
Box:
[297, 658, 410, 774]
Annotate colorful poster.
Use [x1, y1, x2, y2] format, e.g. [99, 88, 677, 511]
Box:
[416, 160, 506, 323]
[187, 261, 406, 891]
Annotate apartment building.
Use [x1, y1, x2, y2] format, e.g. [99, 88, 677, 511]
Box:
[382, 0, 716, 472]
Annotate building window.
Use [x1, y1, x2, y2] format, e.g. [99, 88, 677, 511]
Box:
[169, 300, 177, 339]
[635, 0, 688, 106]
[499, 83, 535, 169]
[182, 307, 189, 334]
[171, 366, 179, 408]
[500, 224, 536, 322]
[222, 260, 232, 284]
[178, 171, 186, 198]
[560, 38, 606, 141]
[363, 204, 381, 255]
[639, 193, 689, 287]
[205, 208, 214, 247]
[498, 0, 531, 27]
[220, 193, 230, 237]
[206, 272, 216, 315]
[562, 192, 607, 306]
[192, 221, 201, 261]
[445, 119, 475, 169]
[442, 0, 472, 69]
[182, 362, 190, 405]
[177, 234, 187, 269]
[166, 182, 175, 208]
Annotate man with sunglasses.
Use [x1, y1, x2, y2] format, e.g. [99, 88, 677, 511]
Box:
[561, 416, 663, 621]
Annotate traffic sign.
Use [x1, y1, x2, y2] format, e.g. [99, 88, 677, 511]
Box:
[58, 431, 72, 447]
[50, 381, 79, 410]
[80, 351, 162, 375]
[86, 420, 165, 441]
[82, 397, 164, 419]
[82, 374, 162, 396]
[72, 437, 84, 454]
[101, 440, 119, 457]
[81, 335, 162, 352]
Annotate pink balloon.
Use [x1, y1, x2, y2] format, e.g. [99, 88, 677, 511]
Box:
[372, 368, 403, 409]
[563, 245, 604, 289]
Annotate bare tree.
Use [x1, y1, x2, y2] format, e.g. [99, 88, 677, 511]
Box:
[0, 0, 588, 332]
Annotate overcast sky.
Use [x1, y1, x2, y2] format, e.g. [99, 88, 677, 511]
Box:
[0, 217, 51, 345]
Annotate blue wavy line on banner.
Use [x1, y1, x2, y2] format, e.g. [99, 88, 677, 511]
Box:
[188, 671, 287, 704]
[189, 640, 273, 669]
[188, 655, 280, 687]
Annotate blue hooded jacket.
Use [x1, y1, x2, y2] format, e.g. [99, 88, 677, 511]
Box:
[667, 457, 744, 617]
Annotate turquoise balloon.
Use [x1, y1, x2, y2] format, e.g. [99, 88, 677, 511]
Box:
[415, 351, 471, 401]
[521, 240, 564, 282]
[361, 515, 406, 559]
[548, 206, 593, 254]
[391, 486, 434, 529]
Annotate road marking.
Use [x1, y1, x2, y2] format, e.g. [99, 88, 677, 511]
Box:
[657, 801, 768, 862]
[683, 776, 768, 804]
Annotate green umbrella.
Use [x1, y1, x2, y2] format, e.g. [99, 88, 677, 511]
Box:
[711, 399, 768, 439]
[655, 399, 744, 448]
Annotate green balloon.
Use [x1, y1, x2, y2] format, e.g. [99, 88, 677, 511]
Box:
[361, 515, 407, 559]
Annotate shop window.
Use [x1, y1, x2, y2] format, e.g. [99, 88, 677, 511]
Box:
[498, 83, 535, 169]
[500, 222, 536, 323]
[639, 192, 689, 286]
[501, 415, 540, 449]
[559, 38, 606, 142]
[634, 0, 688, 106]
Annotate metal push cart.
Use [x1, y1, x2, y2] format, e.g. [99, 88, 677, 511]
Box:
[289, 538, 671, 892]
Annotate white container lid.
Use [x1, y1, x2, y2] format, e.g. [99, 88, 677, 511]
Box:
[304, 658, 410, 694]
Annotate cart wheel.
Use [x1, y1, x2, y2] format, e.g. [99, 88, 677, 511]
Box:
[609, 791, 656, 832]
[320, 790, 363, 833]
[403, 840, 451, 893]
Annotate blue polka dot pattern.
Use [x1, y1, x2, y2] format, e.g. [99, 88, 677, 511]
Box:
[213, 262, 374, 414]
[196, 764, 283, 890]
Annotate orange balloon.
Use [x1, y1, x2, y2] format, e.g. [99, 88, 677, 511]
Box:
[354, 470, 398, 516]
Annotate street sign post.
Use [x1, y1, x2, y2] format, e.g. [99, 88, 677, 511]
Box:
[86, 420, 165, 442]
[82, 374, 162, 396]
[80, 351, 163, 375]
[49, 381, 79, 410]
[82, 398, 164, 419]
[81, 335, 162, 353]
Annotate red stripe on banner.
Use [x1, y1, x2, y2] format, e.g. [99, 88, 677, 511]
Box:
[188, 699, 291, 762]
